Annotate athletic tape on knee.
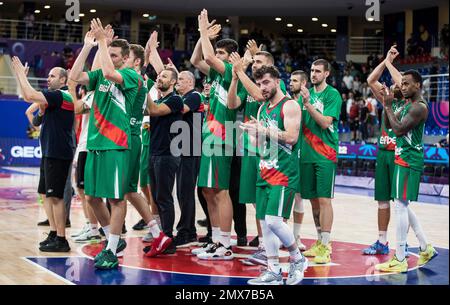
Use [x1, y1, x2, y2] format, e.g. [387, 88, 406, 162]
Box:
[378, 202, 390, 209]
[294, 196, 304, 213]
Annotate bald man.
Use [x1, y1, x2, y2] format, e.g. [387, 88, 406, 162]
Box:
[11, 60, 75, 252]
[174, 70, 205, 247]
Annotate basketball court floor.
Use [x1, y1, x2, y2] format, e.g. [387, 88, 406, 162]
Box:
[0, 166, 448, 285]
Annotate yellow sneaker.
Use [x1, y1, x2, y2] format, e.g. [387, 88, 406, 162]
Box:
[303, 240, 321, 257]
[375, 256, 408, 273]
[418, 244, 438, 267]
[314, 243, 331, 264]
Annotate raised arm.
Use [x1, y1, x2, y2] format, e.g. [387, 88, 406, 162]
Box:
[11, 57, 47, 104]
[199, 10, 225, 75]
[227, 53, 243, 109]
[367, 59, 386, 102]
[145, 31, 165, 75]
[190, 21, 221, 75]
[384, 46, 402, 88]
[69, 30, 96, 85]
[300, 85, 334, 130]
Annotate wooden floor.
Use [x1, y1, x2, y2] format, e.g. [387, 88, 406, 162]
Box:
[0, 167, 448, 285]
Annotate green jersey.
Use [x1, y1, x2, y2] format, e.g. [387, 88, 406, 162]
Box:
[257, 96, 300, 190]
[130, 74, 148, 136]
[378, 99, 405, 151]
[239, 80, 287, 155]
[86, 68, 139, 150]
[394, 100, 427, 171]
[203, 62, 239, 147]
[300, 85, 342, 163]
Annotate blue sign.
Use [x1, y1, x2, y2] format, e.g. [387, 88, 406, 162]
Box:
[0, 137, 41, 166]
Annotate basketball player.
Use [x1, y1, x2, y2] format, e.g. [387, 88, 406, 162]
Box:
[299, 59, 342, 264]
[69, 19, 140, 269]
[375, 70, 438, 272]
[241, 66, 307, 285]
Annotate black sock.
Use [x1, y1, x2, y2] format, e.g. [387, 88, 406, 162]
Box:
[56, 236, 66, 242]
[49, 231, 57, 238]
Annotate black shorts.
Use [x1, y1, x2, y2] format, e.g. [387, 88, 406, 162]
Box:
[76, 151, 87, 189]
[38, 157, 72, 198]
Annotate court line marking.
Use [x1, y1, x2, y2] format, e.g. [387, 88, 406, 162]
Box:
[21, 256, 76, 285]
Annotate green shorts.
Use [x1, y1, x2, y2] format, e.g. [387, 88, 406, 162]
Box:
[299, 162, 337, 199]
[197, 148, 232, 190]
[256, 185, 296, 220]
[126, 135, 142, 193]
[375, 149, 395, 201]
[140, 144, 150, 187]
[239, 155, 258, 204]
[85, 149, 130, 200]
[391, 165, 422, 202]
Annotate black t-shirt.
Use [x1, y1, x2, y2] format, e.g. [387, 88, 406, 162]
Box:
[181, 89, 204, 156]
[40, 86, 75, 160]
[359, 106, 369, 122]
[150, 92, 184, 156]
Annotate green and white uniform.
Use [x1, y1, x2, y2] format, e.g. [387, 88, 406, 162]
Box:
[375, 99, 405, 201]
[197, 62, 240, 190]
[299, 85, 342, 199]
[391, 100, 427, 202]
[139, 79, 155, 188]
[127, 74, 147, 193]
[238, 80, 287, 204]
[255, 96, 300, 220]
[84, 68, 139, 200]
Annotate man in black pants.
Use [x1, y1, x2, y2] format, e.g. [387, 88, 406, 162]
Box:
[174, 71, 204, 247]
[147, 67, 184, 254]
[11, 58, 75, 252]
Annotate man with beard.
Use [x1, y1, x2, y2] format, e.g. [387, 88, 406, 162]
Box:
[375, 69, 438, 272]
[241, 66, 307, 285]
[299, 59, 342, 264]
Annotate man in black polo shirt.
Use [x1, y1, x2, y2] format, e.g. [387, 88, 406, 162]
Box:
[147, 67, 184, 254]
[11, 57, 75, 252]
[173, 71, 204, 247]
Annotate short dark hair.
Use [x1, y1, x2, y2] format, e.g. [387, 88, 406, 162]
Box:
[110, 39, 130, 57]
[253, 65, 280, 81]
[163, 67, 178, 81]
[403, 69, 423, 88]
[291, 70, 308, 82]
[129, 44, 145, 68]
[312, 59, 331, 72]
[255, 51, 274, 65]
[215, 39, 238, 54]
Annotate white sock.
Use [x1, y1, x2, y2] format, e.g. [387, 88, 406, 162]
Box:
[265, 215, 296, 249]
[394, 199, 409, 261]
[212, 227, 220, 243]
[321, 232, 331, 245]
[293, 223, 302, 239]
[220, 231, 231, 248]
[106, 234, 120, 255]
[316, 226, 322, 240]
[154, 215, 161, 226]
[267, 258, 281, 273]
[102, 225, 110, 240]
[407, 206, 428, 251]
[378, 231, 388, 245]
[148, 219, 160, 237]
[89, 224, 99, 236]
[289, 246, 303, 262]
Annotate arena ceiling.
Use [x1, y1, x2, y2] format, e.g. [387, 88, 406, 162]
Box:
[21, 0, 448, 16]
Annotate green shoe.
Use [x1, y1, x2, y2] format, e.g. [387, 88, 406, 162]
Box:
[94, 248, 107, 263]
[94, 249, 119, 270]
[96, 238, 127, 261]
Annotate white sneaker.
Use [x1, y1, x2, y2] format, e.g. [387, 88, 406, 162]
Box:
[71, 223, 89, 238]
[296, 236, 306, 251]
[74, 231, 101, 243]
[191, 242, 214, 255]
[286, 256, 308, 285]
[248, 269, 283, 285]
[142, 232, 154, 243]
[197, 243, 234, 260]
[247, 248, 268, 266]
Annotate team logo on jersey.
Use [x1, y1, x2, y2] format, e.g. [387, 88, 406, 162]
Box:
[259, 159, 279, 170]
[312, 98, 324, 113]
[395, 146, 403, 156]
[379, 135, 396, 146]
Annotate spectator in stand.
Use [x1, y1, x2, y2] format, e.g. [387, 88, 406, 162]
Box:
[361, 82, 370, 99]
[346, 91, 354, 118]
[353, 75, 362, 94]
[360, 65, 369, 83]
[440, 24, 449, 58]
[349, 99, 360, 142]
[366, 93, 378, 138]
[340, 80, 349, 95]
[350, 64, 360, 79]
[340, 94, 348, 129]
[343, 70, 354, 91]
[23, 11, 35, 39]
[359, 98, 369, 142]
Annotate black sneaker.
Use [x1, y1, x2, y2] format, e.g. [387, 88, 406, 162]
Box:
[249, 236, 259, 247]
[40, 237, 71, 252]
[198, 235, 212, 243]
[163, 242, 176, 254]
[132, 219, 147, 231]
[197, 219, 207, 227]
[174, 235, 198, 248]
[122, 223, 127, 234]
[237, 236, 248, 247]
[39, 231, 56, 246]
[37, 219, 50, 226]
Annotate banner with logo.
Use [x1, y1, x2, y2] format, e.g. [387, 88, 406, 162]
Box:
[0, 138, 41, 167]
